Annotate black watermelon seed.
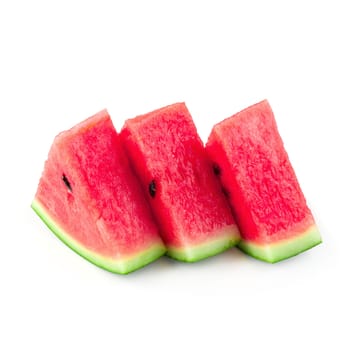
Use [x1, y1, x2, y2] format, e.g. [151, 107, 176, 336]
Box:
[213, 164, 221, 176]
[62, 174, 72, 193]
[222, 187, 230, 198]
[149, 180, 156, 198]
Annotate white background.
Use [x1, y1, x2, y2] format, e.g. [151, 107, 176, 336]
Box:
[1, 1, 349, 349]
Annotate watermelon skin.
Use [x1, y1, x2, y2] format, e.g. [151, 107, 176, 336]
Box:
[238, 225, 321, 263]
[120, 103, 240, 262]
[32, 110, 166, 274]
[206, 100, 321, 263]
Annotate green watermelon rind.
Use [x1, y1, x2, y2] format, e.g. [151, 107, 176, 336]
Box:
[167, 225, 241, 262]
[31, 199, 166, 274]
[238, 225, 322, 263]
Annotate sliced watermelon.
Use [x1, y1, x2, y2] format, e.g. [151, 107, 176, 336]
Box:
[120, 103, 240, 262]
[32, 110, 166, 274]
[206, 100, 322, 263]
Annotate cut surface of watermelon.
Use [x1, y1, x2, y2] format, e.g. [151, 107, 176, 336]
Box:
[206, 100, 321, 263]
[32, 110, 166, 274]
[121, 103, 240, 262]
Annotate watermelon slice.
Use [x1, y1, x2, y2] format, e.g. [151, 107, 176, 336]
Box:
[120, 103, 240, 262]
[206, 100, 322, 263]
[32, 110, 166, 274]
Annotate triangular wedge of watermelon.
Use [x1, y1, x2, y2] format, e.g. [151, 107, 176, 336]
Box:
[206, 100, 322, 263]
[32, 110, 166, 274]
[120, 103, 240, 262]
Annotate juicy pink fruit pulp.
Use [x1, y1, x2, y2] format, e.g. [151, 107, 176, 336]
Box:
[121, 103, 238, 249]
[206, 100, 316, 244]
[35, 110, 163, 258]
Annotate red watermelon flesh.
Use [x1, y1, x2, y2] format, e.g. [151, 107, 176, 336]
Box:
[120, 103, 240, 262]
[32, 110, 166, 274]
[206, 100, 321, 263]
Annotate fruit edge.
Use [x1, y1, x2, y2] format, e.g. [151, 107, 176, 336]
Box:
[31, 199, 166, 274]
[237, 225, 322, 263]
[166, 225, 241, 262]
